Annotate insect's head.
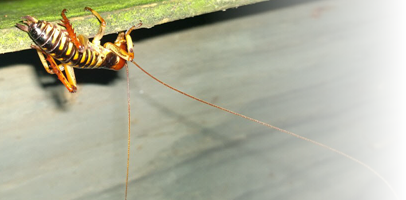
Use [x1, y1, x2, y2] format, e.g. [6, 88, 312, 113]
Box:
[16, 16, 43, 40]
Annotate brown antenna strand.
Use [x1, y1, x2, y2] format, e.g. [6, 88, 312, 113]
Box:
[124, 65, 131, 200]
[130, 60, 399, 200]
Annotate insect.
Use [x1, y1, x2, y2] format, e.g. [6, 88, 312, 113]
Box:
[15, 7, 400, 200]
[16, 7, 141, 93]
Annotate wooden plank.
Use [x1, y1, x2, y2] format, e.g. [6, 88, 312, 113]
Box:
[0, 0, 267, 54]
[0, 0, 404, 200]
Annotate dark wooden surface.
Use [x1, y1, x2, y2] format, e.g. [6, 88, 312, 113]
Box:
[0, 0, 405, 199]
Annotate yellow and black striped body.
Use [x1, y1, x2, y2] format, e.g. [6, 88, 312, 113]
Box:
[27, 20, 118, 70]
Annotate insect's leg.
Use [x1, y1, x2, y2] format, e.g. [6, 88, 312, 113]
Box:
[101, 41, 131, 71]
[32, 46, 54, 74]
[64, 65, 77, 88]
[60, 9, 85, 52]
[122, 22, 142, 59]
[31, 44, 65, 72]
[45, 54, 77, 93]
[104, 41, 133, 61]
[104, 24, 143, 61]
[34, 47, 77, 92]
[84, 7, 105, 46]
[77, 34, 89, 47]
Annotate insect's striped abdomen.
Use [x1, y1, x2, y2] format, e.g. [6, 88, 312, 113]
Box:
[29, 21, 76, 64]
[28, 20, 114, 70]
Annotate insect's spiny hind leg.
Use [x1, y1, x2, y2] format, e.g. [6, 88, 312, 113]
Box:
[32, 45, 77, 92]
[60, 9, 85, 52]
[46, 55, 77, 93]
[84, 7, 106, 47]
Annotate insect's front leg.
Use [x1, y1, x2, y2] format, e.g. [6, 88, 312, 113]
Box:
[104, 23, 142, 62]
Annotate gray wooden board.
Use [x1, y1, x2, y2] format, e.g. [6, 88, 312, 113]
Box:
[0, 0, 405, 199]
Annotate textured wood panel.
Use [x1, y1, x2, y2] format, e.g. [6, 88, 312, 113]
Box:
[0, 0, 267, 53]
[0, 0, 404, 200]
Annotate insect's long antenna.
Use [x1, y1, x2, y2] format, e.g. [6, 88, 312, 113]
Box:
[130, 60, 399, 200]
[124, 65, 131, 200]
